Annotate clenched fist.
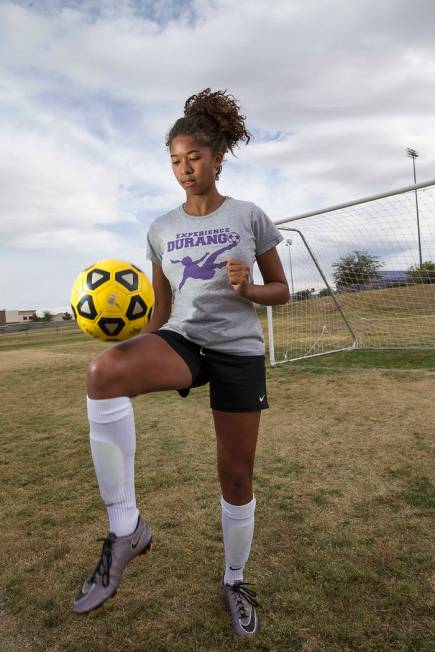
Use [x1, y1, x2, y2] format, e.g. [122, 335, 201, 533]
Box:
[226, 257, 252, 298]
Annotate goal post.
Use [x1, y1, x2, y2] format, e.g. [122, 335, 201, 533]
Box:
[266, 179, 435, 365]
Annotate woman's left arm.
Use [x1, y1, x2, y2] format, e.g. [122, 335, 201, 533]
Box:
[227, 247, 290, 306]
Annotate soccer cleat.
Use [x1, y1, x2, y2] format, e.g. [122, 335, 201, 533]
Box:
[73, 515, 152, 614]
[222, 577, 260, 637]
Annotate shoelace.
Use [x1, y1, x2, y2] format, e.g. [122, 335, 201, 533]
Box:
[90, 534, 116, 588]
[229, 582, 260, 620]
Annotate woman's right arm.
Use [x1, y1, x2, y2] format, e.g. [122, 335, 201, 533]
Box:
[142, 262, 173, 333]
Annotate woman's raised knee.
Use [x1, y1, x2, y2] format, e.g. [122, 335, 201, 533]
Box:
[87, 349, 125, 399]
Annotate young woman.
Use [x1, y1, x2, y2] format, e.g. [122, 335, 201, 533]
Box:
[73, 88, 289, 638]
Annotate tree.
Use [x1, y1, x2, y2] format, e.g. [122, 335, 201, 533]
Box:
[294, 288, 314, 301]
[408, 260, 435, 284]
[332, 250, 383, 287]
[319, 287, 333, 297]
[62, 312, 73, 320]
[42, 311, 53, 322]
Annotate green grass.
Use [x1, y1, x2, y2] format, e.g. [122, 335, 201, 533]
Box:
[1, 332, 434, 650]
[0, 324, 85, 351]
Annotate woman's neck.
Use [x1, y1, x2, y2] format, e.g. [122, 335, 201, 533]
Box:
[183, 189, 226, 216]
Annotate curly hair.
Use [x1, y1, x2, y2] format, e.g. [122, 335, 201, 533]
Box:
[165, 88, 251, 180]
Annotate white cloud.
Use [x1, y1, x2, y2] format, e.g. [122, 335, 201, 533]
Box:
[1, 128, 119, 234]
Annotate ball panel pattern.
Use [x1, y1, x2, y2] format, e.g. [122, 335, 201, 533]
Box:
[115, 269, 138, 292]
[98, 317, 126, 337]
[76, 294, 98, 320]
[86, 268, 110, 291]
[126, 295, 148, 320]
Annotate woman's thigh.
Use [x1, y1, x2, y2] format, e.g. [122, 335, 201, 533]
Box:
[87, 332, 193, 399]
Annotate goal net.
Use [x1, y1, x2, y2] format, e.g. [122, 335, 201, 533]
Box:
[266, 179, 435, 365]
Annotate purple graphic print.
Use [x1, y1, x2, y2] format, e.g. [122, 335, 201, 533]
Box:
[170, 233, 240, 291]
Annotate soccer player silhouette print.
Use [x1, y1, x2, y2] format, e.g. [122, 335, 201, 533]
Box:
[170, 238, 239, 291]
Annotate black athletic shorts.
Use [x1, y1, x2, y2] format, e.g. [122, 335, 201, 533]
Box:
[153, 329, 269, 412]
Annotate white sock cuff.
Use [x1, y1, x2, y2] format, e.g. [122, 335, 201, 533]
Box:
[220, 495, 256, 519]
[87, 395, 132, 424]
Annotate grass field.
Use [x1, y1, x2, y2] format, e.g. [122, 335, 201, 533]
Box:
[0, 328, 434, 651]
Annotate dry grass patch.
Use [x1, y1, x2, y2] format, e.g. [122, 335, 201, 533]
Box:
[0, 338, 433, 651]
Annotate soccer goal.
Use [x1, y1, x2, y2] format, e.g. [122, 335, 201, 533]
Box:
[266, 179, 435, 365]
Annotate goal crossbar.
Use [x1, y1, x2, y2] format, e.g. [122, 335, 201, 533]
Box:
[273, 178, 435, 225]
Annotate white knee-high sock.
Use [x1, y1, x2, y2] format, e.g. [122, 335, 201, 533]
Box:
[87, 395, 139, 537]
[221, 495, 256, 586]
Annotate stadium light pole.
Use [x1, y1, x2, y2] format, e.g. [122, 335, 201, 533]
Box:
[285, 238, 295, 297]
[406, 147, 423, 267]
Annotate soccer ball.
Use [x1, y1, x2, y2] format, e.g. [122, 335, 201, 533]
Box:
[70, 259, 154, 341]
[227, 231, 241, 246]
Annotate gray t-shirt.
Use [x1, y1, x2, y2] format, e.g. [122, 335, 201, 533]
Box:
[146, 195, 284, 355]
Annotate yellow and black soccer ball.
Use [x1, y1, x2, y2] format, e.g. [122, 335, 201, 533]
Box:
[70, 259, 154, 341]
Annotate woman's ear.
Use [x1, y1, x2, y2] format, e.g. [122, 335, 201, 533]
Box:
[215, 150, 224, 167]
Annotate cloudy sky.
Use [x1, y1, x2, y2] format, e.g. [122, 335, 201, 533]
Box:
[1, 0, 435, 313]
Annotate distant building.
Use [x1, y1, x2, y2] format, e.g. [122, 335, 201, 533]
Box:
[0, 309, 37, 325]
[336, 271, 409, 293]
[52, 312, 72, 322]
